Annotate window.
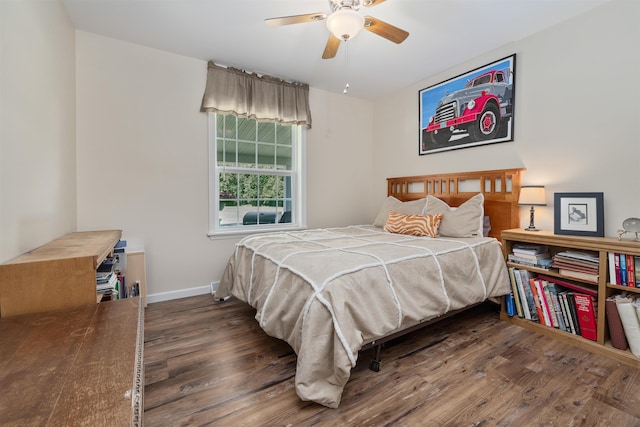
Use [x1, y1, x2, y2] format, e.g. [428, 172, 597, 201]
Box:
[208, 114, 306, 236]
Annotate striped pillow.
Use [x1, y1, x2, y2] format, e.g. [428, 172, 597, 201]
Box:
[383, 212, 443, 237]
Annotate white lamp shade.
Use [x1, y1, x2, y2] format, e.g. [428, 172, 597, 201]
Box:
[326, 8, 364, 40]
[519, 186, 547, 206]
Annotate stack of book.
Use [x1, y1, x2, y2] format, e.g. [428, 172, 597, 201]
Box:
[507, 243, 552, 270]
[552, 250, 599, 282]
[506, 268, 598, 341]
[96, 256, 120, 300]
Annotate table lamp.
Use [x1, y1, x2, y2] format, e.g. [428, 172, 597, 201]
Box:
[519, 185, 546, 231]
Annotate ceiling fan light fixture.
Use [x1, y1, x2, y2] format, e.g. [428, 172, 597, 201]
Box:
[326, 8, 364, 40]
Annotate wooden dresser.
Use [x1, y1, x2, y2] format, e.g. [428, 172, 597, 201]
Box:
[0, 230, 122, 317]
[0, 296, 144, 426]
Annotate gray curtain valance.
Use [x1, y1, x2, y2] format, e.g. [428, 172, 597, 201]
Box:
[200, 61, 312, 129]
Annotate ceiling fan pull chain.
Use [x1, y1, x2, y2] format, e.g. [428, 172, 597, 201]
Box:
[343, 41, 350, 95]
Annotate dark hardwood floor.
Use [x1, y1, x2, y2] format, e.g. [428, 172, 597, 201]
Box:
[144, 295, 640, 426]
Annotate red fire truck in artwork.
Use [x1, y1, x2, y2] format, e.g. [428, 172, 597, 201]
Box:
[424, 69, 513, 145]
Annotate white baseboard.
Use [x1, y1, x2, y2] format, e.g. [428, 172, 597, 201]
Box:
[147, 282, 219, 304]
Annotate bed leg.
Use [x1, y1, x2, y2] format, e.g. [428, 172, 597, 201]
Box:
[369, 345, 382, 372]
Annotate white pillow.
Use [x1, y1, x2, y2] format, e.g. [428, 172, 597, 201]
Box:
[373, 197, 426, 227]
[424, 193, 484, 237]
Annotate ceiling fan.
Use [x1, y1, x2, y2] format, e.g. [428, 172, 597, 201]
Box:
[265, 0, 409, 59]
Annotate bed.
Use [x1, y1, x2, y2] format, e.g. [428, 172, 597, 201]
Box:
[215, 168, 524, 408]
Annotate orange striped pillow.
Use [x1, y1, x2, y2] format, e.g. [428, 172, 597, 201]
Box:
[383, 212, 443, 237]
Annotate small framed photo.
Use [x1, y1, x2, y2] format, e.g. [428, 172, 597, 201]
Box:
[554, 192, 604, 237]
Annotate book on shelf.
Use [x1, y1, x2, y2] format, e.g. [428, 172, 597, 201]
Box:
[511, 251, 551, 261]
[552, 259, 599, 272]
[505, 292, 516, 316]
[515, 269, 537, 321]
[561, 292, 581, 335]
[605, 295, 629, 350]
[97, 256, 116, 272]
[531, 279, 552, 327]
[560, 292, 577, 334]
[620, 255, 628, 285]
[508, 254, 552, 270]
[97, 272, 119, 291]
[118, 273, 126, 299]
[626, 254, 635, 287]
[553, 250, 599, 264]
[541, 280, 563, 330]
[613, 295, 640, 357]
[512, 243, 548, 255]
[96, 271, 112, 283]
[525, 278, 543, 325]
[573, 293, 597, 341]
[552, 256, 599, 270]
[557, 268, 599, 282]
[545, 282, 567, 331]
[522, 281, 538, 322]
[608, 252, 618, 285]
[508, 267, 524, 318]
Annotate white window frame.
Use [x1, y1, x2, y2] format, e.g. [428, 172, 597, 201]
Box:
[208, 113, 307, 238]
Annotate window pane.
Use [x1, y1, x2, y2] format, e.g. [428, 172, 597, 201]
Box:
[219, 203, 240, 227]
[257, 143, 275, 169]
[237, 117, 255, 141]
[217, 139, 238, 167]
[275, 145, 292, 170]
[218, 172, 237, 200]
[222, 115, 236, 139]
[258, 122, 276, 143]
[237, 141, 256, 167]
[258, 174, 279, 200]
[239, 174, 258, 201]
[276, 124, 292, 145]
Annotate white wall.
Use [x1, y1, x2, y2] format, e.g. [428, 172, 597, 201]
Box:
[372, 0, 640, 236]
[7, 0, 636, 300]
[0, 0, 77, 263]
[307, 90, 375, 228]
[75, 32, 375, 298]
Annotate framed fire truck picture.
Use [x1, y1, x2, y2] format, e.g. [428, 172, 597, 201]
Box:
[419, 54, 516, 155]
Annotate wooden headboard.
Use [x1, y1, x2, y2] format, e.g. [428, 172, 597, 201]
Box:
[387, 168, 525, 239]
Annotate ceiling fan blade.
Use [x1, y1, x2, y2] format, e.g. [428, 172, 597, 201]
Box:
[362, 0, 388, 7]
[265, 13, 326, 27]
[363, 16, 409, 44]
[322, 34, 341, 59]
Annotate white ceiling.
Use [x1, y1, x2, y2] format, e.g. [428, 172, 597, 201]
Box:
[62, 0, 609, 100]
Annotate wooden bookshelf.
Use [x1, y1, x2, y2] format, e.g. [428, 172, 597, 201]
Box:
[500, 228, 640, 368]
[0, 230, 122, 317]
